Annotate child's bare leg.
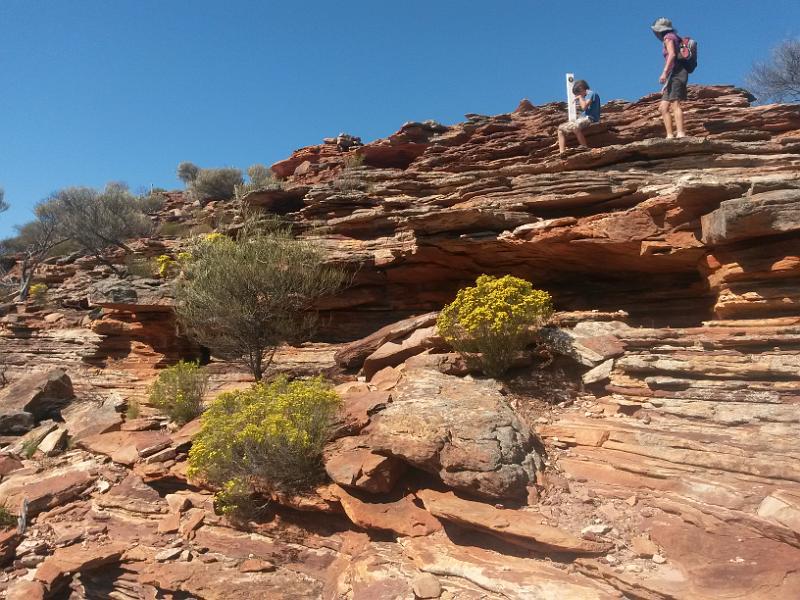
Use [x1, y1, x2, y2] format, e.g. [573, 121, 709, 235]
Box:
[558, 129, 567, 153]
[575, 128, 589, 148]
[673, 101, 686, 136]
[659, 100, 674, 138]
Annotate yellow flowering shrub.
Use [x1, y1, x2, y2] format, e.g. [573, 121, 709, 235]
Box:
[188, 376, 341, 511]
[148, 361, 209, 425]
[155, 254, 175, 278]
[437, 275, 554, 377]
[28, 283, 49, 302]
[202, 232, 227, 244]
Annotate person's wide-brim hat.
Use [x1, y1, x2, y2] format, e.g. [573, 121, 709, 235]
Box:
[651, 17, 673, 33]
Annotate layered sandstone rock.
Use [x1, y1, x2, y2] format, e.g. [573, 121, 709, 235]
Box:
[0, 85, 799, 598]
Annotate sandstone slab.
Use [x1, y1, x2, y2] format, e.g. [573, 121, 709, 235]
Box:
[0, 459, 96, 516]
[331, 484, 441, 537]
[334, 312, 438, 369]
[416, 489, 610, 555]
[0, 369, 74, 421]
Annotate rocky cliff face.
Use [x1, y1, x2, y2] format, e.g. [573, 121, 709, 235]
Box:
[0, 85, 799, 599]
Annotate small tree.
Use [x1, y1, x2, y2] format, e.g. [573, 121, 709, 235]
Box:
[176, 219, 346, 380]
[149, 361, 209, 425]
[177, 162, 200, 184]
[41, 182, 154, 274]
[0, 205, 65, 300]
[747, 39, 800, 103]
[188, 376, 341, 512]
[437, 275, 554, 378]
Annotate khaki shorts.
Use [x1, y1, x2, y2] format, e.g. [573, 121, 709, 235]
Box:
[559, 116, 592, 132]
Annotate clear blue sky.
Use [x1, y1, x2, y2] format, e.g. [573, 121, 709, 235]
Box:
[1, 0, 798, 237]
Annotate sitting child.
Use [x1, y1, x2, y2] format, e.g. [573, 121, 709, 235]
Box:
[558, 79, 601, 153]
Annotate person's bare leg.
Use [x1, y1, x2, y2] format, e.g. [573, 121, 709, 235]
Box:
[659, 100, 674, 138]
[673, 101, 686, 137]
[558, 129, 567, 153]
[575, 128, 589, 148]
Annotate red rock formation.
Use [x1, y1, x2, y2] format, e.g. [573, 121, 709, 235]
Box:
[0, 85, 799, 598]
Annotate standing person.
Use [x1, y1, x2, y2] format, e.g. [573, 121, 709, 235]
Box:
[557, 79, 601, 154]
[652, 17, 688, 138]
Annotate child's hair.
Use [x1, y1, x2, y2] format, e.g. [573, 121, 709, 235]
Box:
[572, 80, 589, 94]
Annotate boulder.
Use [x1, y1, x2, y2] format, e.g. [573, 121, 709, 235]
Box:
[0, 408, 34, 435]
[61, 395, 123, 441]
[0, 459, 96, 516]
[702, 189, 800, 245]
[331, 484, 441, 538]
[34, 542, 126, 591]
[365, 368, 541, 499]
[331, 390, 391, 439]
[0, 369, 74, 421]
[757, 490, 800, 534]
[412, 573, 442, 599]
[6, 580, 46, 600]
[79, 429, 171, 465]
[324, 436, 406, 493]
[0, 455, 24, 477]
[362, 325, 446, 379]
[327, 542, 419, 600]
[416, 489, 610, 555]
[582, 359, 614, 385]
[0, 528, 21, 566]
[402, 533, 619, 600]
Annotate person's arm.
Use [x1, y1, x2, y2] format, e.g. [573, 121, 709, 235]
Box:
[660, 38, 676, 84]
[576, 92, 593, 110]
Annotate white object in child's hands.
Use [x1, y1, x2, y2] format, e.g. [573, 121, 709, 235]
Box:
[566, 73, 577, 122]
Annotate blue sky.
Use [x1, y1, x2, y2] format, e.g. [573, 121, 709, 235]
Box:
[1, 0, 799, 237]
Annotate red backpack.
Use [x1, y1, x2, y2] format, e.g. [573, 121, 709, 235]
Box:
[678, 36, 698, 73]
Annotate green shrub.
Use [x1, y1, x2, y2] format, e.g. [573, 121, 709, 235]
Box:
[148, 361, 209, 425]
[189, 222, 214, 235]
[342, 153, 364, 169]
[137, 191, 167, 215]
[124, 255, 156, 278]
[437, 275, 554, 378]
[21, 438, 39, 459]
[332, 153, 369, 192]
[236, 164, 283, 198]
[188, 376, 341, 510]
[188, 168, 243, 202]
[126, 399, 141, 420]
[0, 504, 16, 528]
[157, 221, 192, 238]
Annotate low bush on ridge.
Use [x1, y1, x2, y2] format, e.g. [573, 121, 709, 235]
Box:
[437, 274, 554, 378]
